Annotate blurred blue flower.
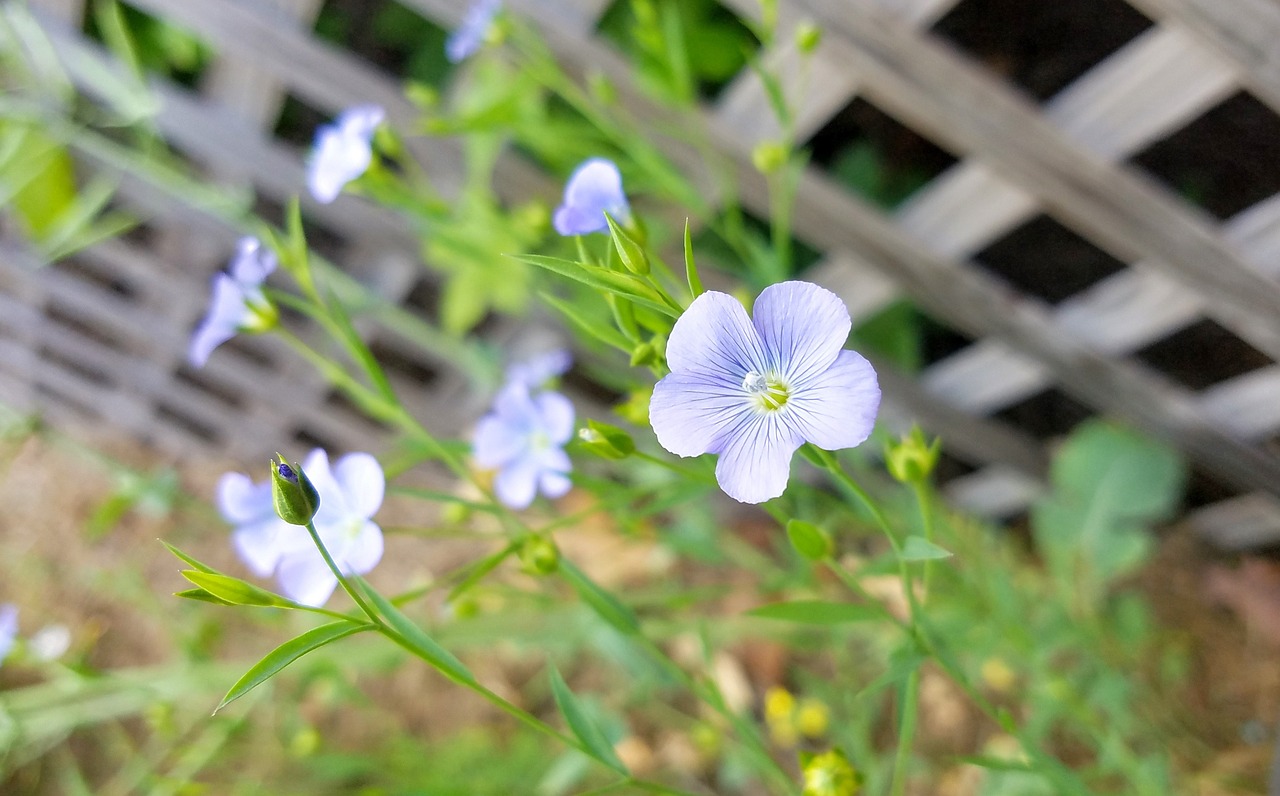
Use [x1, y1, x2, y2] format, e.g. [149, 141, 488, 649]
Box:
[506, 348, 572, 391]
[553, 158, 630, 236]
[473, 383, 575, 509]
[188, 238, 277, 367]
[649, 281, 880, 504]
[307, 105, 385, 204]
[0, 604, 17, 665]
[219, 449, 386, 607]
[446, 0, 502, 63]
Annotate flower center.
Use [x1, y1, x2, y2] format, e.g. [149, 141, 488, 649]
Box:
[742, 370, 790, 412]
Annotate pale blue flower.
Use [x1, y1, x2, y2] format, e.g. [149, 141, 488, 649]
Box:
[188, 238, 277, 367]
[219, 449, 386, 607]
[553, 158, 630, 236]
[506, 348, 572, 391]
[473, 382, 574, 509]
[650, 281, 880, 504]
[0, 604, 17, 665]
[446, 0, 502, 63]
[307, 105, 385, 204]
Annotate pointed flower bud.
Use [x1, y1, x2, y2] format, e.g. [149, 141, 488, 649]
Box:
[577, 420, 635, 460]
[270, 453, 320, 525]
[518, 535, 560, 575]
[885, 425, 941, 484]
[606, 212, 650, 275]
[801, 748, 861, 796]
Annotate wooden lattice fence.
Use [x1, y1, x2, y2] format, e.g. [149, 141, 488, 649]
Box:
[4, 0, 1280, 548]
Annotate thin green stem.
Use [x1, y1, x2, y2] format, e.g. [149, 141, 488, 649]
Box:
[891, 668, 921, 796]
[303, 520, 382, 626]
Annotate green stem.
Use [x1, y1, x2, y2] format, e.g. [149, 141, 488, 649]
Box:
[303, 520, 382, 626]
[891, 668, 921, 796]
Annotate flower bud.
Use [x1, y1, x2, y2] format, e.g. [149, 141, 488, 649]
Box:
[885, 425, 941, 484]
[577, 420, 635, 460]
[752, 141, 789, 175]
[801, 748, 861, 796]
[605, 212, 650, 275]
[518, 535, 560, 575]
[795, 22, 822, 54]
[270, 454, 320, 525]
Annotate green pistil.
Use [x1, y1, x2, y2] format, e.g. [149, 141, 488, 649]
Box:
[743, 370, 791, 412]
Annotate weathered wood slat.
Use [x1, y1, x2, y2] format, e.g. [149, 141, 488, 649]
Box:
[783, 0, 1280, 361]
[1124, 0, 1280, 116]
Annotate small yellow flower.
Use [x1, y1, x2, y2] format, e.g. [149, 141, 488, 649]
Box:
[981, 657, 1017, 693]
[802, 748, 861, 796]
[796, 699, 830, 739]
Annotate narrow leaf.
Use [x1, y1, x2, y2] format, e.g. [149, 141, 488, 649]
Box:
[359, 581, 475, 684]
[174, 588, 233, 606]
[786, 519, 832, 561]
[539, 291, 633, 352]
[747, 600, 882, 625]
[683, 218, 703, 298]
[181, 570, 291, 608]
[217, 621, 371, 711]
[560, 561, 640, 635]
[901, 537, 952, 561]
[160, 540, 216, 573]
[510, 255, 678, 317]
[548, 664, 628, 774]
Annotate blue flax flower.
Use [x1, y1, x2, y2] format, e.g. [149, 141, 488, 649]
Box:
[219, 449, 385, 607]
[307, 105, 385, 204]
[650, 281, 881, 504]
[553, 158, 630, 236]
[446, 0, 502, 63]
[0, 604, 16, 665]
[188, 238, 277, 367]
[473, 382, 574, 509]
[506, 348, 572, 391]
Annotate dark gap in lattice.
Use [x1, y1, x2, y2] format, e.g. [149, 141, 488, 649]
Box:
[597, 0, 761, 101]
[804, 98, 959, 210]
[367, 338, 441, 389]
[990, 387, 1094, 442]
[971, 214, 1127, 305]
[1129, 91, 1280, 221]
[81, 1, 213, 88]
[273, 92, 331, 150]
[1182, 465, 1237, 512]
[292, 425, 339, 453]
[314, 0, 451, 89]
[154, 400, 219, 443]
[324, 388, 392, 432]
[44, 299, 125, 352]
[34, 380, 99, 420]
[930, 0, 1152, 102]
[917, 310, 978, 368]
[561, 363, 625, 408]
[402, 277, 441, 325]
[173, 365, 245, 411]
[63, 255, 137, 300]
[1132, 320, 1272, 392]
[931, 449, 978, 485]
[37, 344, 114, 388]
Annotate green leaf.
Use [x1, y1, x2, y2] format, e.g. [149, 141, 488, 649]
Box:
[181, 571, 292, 608]
[173, 588, 233, 606]
[560, 561, 640, 635]
[682, 218, 703, 299]
[901, 537, 952, 561]
[358, 580, 475, 684]
[747, 600, 882, 625]
[786, 519, 832, 561]
[547, 664, 628, 774]
[217, 621, 372, 711]
[539, 291, 633, 352]
[510, 255, 679, 317]
[447, 543, 518, 602]
[160, 540, 216, 574]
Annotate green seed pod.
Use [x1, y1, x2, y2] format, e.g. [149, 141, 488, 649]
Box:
[884, 425, 941, 485]
[800, 748, 861, 796]
[518, 535, 560, 575]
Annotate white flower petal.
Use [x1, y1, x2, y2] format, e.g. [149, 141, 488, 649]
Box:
[665, 290, 768, 381]
[787, 349, 881, 451]
[276, 552, 339, 607]
[336, 520, 384, 575]
[534, 391, 575, 445]
[752, 281, 851, 383]
[713, 413, 803, 504]
[494, 453, 540, 509]
[232, 518, 289, 577]
[216, 472, 272, 524]
[650, 372, 750, 457]
[332, 452, 385, 519]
